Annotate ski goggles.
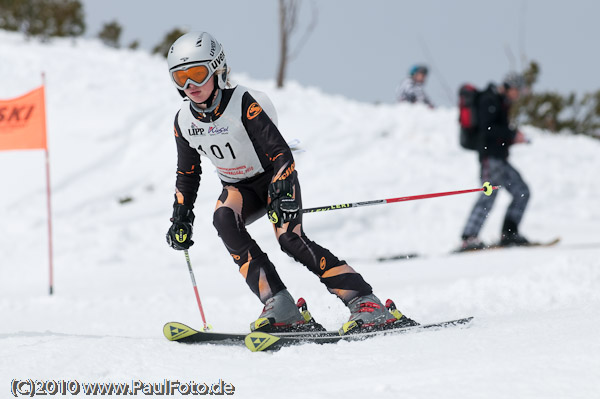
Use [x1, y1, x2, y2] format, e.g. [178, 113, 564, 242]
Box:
[170, 62, 214, 90]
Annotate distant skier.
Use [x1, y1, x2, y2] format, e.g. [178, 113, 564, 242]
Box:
[460, 72, 531, 250]
[396, 64, 434, 108]
[164, 32, 418, 334]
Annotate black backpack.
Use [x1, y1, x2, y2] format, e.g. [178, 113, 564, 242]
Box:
[458, 84, 480, 150]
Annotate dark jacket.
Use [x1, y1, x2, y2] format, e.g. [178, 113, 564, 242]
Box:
[476, 83, 517, 160]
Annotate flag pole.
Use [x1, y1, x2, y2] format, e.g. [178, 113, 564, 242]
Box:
[42, 72, 54, 295]
[45, 147, 54, 295]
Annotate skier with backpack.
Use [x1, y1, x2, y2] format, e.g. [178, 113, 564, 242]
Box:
[164, 32, 418, 334]
[458, 72, 531, 251]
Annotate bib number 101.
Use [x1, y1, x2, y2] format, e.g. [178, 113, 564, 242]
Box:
[198, 142, 236, 160]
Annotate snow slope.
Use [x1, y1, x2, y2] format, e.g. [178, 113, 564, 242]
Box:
[1, 31, 599, 398]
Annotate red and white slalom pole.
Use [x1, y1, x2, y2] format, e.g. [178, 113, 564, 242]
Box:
[302, 182, 499, 214]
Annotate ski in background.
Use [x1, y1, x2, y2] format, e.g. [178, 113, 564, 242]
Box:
[453, 237, 561, 254]
[349, 237, 561, 263]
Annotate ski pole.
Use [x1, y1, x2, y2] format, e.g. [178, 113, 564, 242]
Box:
[302, 182, 499, 214]
[184, 249, 211, 331]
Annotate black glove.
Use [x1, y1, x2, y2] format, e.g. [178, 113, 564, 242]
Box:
[166, 204, 195, 250]
[267, 180, 299, 227]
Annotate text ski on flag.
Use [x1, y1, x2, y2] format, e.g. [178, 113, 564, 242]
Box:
[0, 86, 47, 151]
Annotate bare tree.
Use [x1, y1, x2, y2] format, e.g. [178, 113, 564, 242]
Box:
[276, 0, 317, 88]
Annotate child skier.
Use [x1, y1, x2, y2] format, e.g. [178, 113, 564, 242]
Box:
[164, 31, 417, 334]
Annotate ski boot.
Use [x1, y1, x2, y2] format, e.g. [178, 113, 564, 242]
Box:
[500, 232, 530, 247]
[385, 299, 419, 328]
[500, 219, 530, 247]
[339, 295, 419, 335]
[460, 236, 486, 251]
[250, 289, 325, 333]
[339, 294, 396, 335]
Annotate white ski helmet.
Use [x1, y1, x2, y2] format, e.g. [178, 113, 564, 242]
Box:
[167, 32, 228, 95]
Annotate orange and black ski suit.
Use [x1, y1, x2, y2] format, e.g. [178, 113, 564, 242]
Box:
[172, 85, 372, 304]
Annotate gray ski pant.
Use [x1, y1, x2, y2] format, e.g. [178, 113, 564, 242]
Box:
[462, 157, 530, 238]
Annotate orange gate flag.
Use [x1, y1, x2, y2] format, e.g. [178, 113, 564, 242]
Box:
[0, 86, 47, 151]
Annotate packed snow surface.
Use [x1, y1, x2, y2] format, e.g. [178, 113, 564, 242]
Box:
[1, 31, 599, 398]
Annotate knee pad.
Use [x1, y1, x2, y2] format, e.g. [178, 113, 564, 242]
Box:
[277, 231, 302, 258]
[213, 206, 239, 237]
